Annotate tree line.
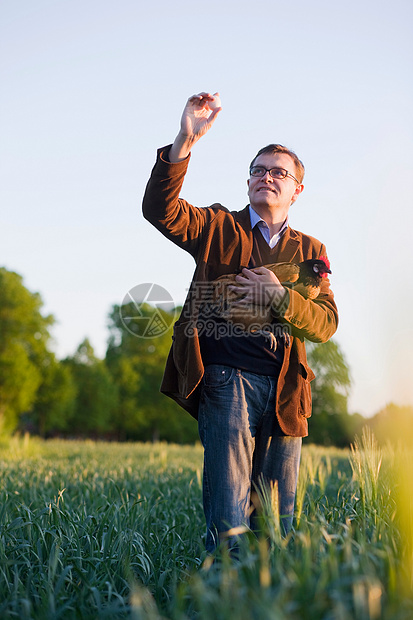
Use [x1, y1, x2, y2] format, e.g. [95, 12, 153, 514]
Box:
[1, 266, 410, 446]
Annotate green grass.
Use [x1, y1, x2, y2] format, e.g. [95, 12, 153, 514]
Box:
[0, 432, 411, 619]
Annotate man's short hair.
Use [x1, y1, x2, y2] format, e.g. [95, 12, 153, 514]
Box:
[250, 144, 305, 183]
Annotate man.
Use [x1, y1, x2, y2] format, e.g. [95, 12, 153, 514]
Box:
[142, 92, 338, 552]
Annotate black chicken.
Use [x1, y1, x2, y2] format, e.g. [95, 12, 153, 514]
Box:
[210, 256, 332, 330]
[281, 257, 332, 300]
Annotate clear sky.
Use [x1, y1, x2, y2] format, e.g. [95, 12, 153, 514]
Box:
[1, 0, 412, 418]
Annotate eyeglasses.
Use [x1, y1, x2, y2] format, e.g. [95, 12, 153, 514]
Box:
[249, 165, 299, 184]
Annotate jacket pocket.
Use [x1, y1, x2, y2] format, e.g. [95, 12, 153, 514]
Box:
[298, 362, 315, 418]
[171, 322, 205, 399]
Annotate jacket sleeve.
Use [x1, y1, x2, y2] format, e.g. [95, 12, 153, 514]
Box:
[142, 145, 214, 259]
[273, 245, 339, 343]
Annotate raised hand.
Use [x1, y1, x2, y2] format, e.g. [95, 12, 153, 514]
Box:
[180, 92, 221, 139]
[169, 92, 222, 162]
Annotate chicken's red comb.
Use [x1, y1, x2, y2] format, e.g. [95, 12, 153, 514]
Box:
[319, 255, 330, 269]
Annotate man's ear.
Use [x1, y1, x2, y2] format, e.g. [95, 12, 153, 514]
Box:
[291, 183, 304, 205]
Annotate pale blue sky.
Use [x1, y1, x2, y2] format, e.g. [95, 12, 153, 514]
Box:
[1, 0, 412, 417]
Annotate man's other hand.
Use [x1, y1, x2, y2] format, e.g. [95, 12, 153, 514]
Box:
[229, 267, 286, 309]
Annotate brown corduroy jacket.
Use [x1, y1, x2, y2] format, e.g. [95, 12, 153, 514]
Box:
[142, 147, 339, 437]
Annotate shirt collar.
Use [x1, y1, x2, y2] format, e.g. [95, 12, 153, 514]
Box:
[249, 205, 289, 246]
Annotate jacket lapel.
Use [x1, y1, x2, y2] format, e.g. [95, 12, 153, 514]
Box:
[276, 228, 301, 263]
[234, 206, 254, 270]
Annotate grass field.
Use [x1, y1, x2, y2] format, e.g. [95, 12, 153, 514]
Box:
[0, 431, 411, 619]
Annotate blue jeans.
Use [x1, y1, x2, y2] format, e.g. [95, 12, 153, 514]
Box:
[198, 365, 302, 552]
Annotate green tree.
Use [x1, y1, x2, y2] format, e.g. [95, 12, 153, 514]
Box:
[29, 354, 76, 436]
[306, 339, 361, 446]
[104, 354, 142, 439]
[63, 339, 118, 436]
[0, 268, 54, 432]
[106, 303, 198, 442]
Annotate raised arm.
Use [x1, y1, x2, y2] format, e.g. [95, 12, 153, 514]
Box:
[142, 92, 223, 258]
[169, 92, 222, 162]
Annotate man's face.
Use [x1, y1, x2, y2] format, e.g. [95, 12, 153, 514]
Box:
[247, 153, 304, 213]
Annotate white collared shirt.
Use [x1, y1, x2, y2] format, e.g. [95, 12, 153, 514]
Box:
[249, 205, 289, 249]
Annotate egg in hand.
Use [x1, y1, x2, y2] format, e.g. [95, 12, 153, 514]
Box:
[207, 92, 221, 113]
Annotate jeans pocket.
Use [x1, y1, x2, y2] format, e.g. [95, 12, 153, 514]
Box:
[203, 365, 236, 388]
